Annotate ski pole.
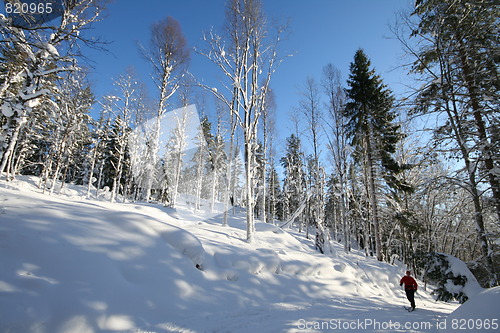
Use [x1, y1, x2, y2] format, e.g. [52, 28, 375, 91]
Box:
[416, 290, 427, 307]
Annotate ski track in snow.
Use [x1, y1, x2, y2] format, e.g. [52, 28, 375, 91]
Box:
[0, 176, 465, 333]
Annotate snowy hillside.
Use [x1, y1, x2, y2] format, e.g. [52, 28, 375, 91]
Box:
[0, 177, 464, 332]
[440, 287, 500, 333]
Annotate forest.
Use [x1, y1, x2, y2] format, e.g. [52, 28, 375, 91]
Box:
[0, 0, 498, 291]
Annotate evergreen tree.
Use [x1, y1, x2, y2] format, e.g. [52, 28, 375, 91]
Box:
[107, 114, 131, 201]
[87, 108, 113, 198]
[207, 133, 227, 212]
[100, 116, 119, 191]
[344, 49, 405, 261]
[37, 71, 94, 195]
[0, 0, 106, 179]
[266, 165, 282, 223]
[254, 142, 265, 219]
[325, 174, 343, 243]
[191, 116, 211, 210]
[280, 134, 306, 230]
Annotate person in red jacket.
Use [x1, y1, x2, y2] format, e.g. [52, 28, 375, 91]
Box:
[400, 270, 418, 310]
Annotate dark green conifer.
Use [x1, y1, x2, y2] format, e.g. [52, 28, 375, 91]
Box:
[344, 49, 407, 261]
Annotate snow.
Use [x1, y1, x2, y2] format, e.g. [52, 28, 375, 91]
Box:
[441, 253, 483, 299]
[438, 287, 500, 333]
[19, 88, 50, 101]
[36, 42, 60, 58]
[0, 176, 464, 333]
[44, 43, 59, 57]
[26, 98, 41, 108]
[1, 103, 14, 117]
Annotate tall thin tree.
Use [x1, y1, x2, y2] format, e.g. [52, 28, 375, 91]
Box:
[199, 0, 286, 242]
[344, 49, 404, 261]
[140, 16, 190, 201]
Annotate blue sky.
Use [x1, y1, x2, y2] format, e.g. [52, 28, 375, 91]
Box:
[85, 0, 414, 154]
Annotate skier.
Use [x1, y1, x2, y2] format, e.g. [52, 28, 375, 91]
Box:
[400, 270, 418, 310]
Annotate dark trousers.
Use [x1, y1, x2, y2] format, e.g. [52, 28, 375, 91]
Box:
[405, 289, 416, 308]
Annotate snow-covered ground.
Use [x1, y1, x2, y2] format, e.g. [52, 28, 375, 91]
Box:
[440, 287, 500, 333]
[0, 176, 490, 333]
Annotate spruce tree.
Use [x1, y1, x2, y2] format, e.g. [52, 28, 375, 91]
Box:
[191, 116, 211, 210]
[108, 114, 131, 202]
[254, 142, 265, 220]
[280, 134, 306, 230]
[266, 165, 282, 223]
[344, 49, 405, 261]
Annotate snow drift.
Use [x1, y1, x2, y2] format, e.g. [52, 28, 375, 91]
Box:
[0, 177, 461, 332]
[439, 287, 500, 333]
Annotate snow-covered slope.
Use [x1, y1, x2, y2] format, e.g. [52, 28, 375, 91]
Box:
[439, 287, 500, 333]
[0, 177, 460, 332]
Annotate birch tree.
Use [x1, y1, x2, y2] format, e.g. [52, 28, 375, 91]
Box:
[86, 106, 111, 198]
[140, 16, 190, 201]
[101, 69, 142, 202]
[198, 0, 286, 242]
[262, 89, 277, 223]
[169, 107, 192, 208]
[48, 71, 94, 195]
[298, 77, 329, 251]
[322, 63, 351, 252]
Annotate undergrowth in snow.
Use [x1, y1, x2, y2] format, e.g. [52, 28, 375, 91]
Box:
[0, 176, 471, 333]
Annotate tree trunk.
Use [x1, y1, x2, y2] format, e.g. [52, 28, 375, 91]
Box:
[0, 116, 27, 180]
[111, 147, 124, 203]
[366, 137, 383, 261]
[442, 64, 497, 285]
[261, 119, 267, 223]
[211, 168, 218, 213]
[245, 137, 255, 243]
[195, 143, 205, 211]
[458, 47, 500, 225]
[223, 111, 236, 226]
[86, 145, 97, 198]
